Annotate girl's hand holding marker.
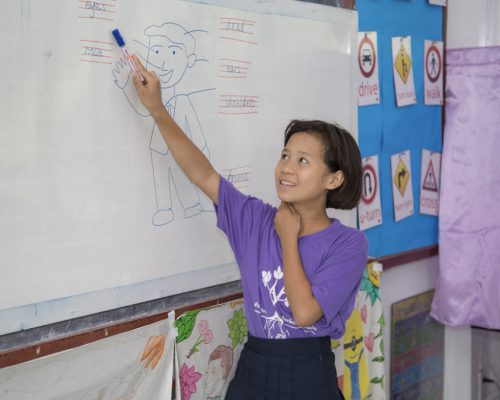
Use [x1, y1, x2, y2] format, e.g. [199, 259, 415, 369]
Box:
[111, 29, 145, 83]
[131, 55, 164, 116]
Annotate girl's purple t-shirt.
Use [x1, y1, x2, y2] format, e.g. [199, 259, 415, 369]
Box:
[216, 176, 368, 339]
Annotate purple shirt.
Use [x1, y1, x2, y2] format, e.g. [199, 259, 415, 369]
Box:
[216, 176, 368, 339]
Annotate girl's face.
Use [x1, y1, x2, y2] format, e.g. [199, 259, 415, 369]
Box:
[274, 132, 338, 207]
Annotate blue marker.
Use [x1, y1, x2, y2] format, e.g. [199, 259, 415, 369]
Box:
[112, 28, 145, 83]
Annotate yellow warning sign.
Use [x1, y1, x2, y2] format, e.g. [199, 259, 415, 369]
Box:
[394, 158, 410, 197]
[395, 43, 412, 84]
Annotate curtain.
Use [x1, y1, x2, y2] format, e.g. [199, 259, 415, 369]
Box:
[431, 46, 500, 329]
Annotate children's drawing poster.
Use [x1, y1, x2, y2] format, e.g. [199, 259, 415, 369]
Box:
[175, 299, 246, 400]
[0, 0, 357, 318]
[0, 317, 175, 399]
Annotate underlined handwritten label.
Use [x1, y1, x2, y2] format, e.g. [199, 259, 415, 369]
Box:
[219, 58, 251, 79]
[219, 95, 259, 115]
[80, 40, 113, 64]
[221, 166, 251, 191]
[219, 17, 257, 46]
[80, 39, 113, 65]
[78, 0, 116, 22]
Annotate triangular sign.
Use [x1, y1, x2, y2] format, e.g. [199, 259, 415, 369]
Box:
[423, 159, 438, 192]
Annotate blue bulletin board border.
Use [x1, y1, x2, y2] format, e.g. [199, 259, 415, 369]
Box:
[357, 0, 443, 258]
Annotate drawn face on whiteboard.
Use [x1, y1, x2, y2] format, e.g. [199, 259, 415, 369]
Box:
[144, 36, 194, 88]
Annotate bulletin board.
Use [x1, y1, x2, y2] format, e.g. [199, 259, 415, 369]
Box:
[357, 0, 443, 258]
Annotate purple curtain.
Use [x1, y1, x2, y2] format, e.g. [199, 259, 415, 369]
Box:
[431, 46, 500, 329]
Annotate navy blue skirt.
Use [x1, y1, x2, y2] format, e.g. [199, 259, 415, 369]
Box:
[225, 335, 344, 400]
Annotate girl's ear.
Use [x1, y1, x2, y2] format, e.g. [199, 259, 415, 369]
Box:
[326, 171, 344, 190]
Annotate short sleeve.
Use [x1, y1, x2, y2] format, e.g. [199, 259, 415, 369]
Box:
[215, 176, 275, 260]
[311, 231, 368, 330]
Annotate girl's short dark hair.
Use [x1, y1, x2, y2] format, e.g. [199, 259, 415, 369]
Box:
[284, 120, 362, 210]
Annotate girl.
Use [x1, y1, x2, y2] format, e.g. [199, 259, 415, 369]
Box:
[131, 55, 367, 400]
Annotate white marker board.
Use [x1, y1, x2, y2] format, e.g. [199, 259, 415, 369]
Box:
[0, 0, 357, 331]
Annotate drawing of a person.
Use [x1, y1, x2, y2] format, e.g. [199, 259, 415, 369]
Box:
[113, 23, 211, 226]
[430, 53, 437, 76]
[203, 345, 234, 400]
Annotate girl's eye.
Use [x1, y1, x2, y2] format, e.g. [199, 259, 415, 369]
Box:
[281, 153, 288, 160]
[299, 157, 308, 164]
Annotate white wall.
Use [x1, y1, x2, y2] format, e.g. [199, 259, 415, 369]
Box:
[447, 0, 500, 49]
[380, 256, 472, 400]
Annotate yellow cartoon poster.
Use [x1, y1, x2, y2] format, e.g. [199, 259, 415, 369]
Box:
[334, 262, 386, 400]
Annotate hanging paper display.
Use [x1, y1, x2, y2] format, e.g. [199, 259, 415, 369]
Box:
[391, 151, 414, 222]
[420, 149, 441, 216]
[358, 155, 383, 230]
[424, 40, 444, 105]
[358, 32, 380, 106]
[0, 316, 176, 399]
[392, 36, 417, 107]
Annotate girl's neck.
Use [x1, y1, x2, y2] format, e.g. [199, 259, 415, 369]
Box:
[293, 204, 331, 237]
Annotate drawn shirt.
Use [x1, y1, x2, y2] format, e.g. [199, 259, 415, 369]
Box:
[215, 176, 368, 339]
[150, 94, 208, 156]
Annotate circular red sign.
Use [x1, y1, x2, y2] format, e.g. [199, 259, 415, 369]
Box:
[358, 36, 377, 78]
[361, 164, 377, 205]
[425, 45, 442, 83]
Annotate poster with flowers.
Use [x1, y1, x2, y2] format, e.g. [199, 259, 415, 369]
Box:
[175, 300, 247, 400]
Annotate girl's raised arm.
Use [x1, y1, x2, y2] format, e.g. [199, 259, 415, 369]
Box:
[131, 55, 220, 204]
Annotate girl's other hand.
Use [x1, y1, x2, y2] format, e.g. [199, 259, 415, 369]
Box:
[274, 202, 300, 242]
[131, 55, 164, 117]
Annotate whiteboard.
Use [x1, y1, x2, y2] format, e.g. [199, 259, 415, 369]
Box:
[0, 0, 357, 330]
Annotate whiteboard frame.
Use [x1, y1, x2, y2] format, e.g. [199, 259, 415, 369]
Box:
[0, 0, 357, 335]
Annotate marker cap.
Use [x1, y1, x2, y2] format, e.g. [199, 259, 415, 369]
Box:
[112, 29, 125, 47]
